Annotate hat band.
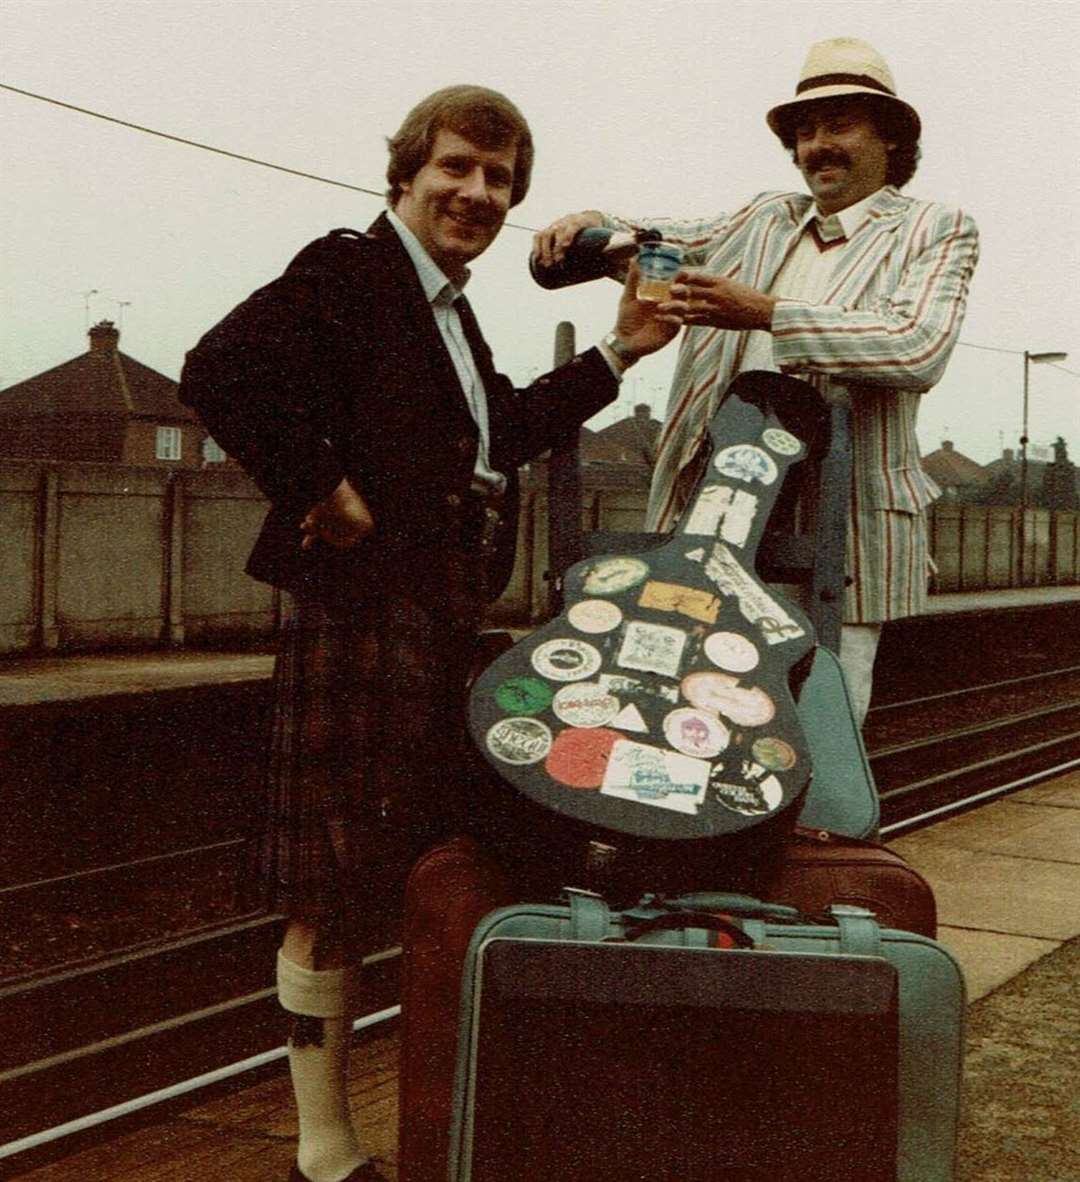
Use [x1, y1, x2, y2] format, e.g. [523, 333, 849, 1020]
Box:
[796, 72, 895, 97]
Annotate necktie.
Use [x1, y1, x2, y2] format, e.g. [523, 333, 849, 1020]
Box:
[810, 214, 847, 252]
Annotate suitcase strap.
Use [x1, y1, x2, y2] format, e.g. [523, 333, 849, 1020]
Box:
[568, 890, 884, 957]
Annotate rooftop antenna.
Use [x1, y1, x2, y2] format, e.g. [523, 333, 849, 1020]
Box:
[82, 289, 99, 328]
[115, 300, 132, 330]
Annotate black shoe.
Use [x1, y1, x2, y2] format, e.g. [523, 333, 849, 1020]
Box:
[288, 1160, 386, 1182]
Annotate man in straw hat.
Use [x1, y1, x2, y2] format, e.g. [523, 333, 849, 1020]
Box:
[535, 37, 979, 722]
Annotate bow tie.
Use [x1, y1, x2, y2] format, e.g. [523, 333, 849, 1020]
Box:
[809, 214, 847, 252]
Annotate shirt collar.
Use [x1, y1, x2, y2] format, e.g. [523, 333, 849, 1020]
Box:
[798, 187, 885, 239]
[386, 208, 471, 306]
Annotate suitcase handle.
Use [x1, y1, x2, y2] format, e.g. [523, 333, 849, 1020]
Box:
[654, 892, 802, 920]
[611, 911, 756, 948]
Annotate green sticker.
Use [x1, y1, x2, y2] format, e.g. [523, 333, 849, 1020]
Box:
[495, 676, 553, 716]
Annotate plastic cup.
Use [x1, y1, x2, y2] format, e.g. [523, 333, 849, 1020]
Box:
[636, 240, 684, 302]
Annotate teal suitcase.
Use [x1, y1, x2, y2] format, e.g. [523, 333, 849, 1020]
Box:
[450, 891, 963, 1182]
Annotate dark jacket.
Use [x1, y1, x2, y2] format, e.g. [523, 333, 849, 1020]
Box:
[179, 213, 618, 609]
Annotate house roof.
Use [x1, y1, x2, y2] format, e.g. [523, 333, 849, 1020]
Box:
[0, 322, 197, 424]
[921, 440, 984, 487]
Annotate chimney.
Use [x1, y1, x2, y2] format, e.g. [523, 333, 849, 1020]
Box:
[1002, 448, 1014, 464]
[88, 320, 119, 355]
[942, 440, 954, 451]
[634, 403, 651, 422]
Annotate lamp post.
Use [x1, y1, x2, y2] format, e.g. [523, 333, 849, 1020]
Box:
[1020, 350, 1068, 507]
[1018, 349, 1067, 586]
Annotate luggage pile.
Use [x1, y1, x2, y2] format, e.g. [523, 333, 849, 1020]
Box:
[399, 376, 964, 1181]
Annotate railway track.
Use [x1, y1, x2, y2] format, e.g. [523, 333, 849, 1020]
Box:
[4, 660, 1080, 1166]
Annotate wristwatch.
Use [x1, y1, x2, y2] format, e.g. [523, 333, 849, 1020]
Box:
[602, 330, 639, 369]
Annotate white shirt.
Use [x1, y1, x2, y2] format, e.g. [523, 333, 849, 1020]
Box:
[387, 209, 505, 494]
[740, 189, 884, 376]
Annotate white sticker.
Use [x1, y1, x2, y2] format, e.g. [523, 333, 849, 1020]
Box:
[703, 631, 760, 673]
[617, 620, 688, 679]
[663, 708, 731, 759]
[714, 444, 778, 486]
[600, 739, 710, 814]
[582, 556, 650, 596]
[681, 484, 759, 546]
[531, 637, 603, 682]
[611, 703, 649, 732]
[485, 717, 552, 765]
[685, 547, 706, 563]
[552, 682, 620, 728]
[712, 772, 784, 816]
[762, 427, 802, 457]
[568, 599, 623, 634]
[599, 673, 679, 705]
[681, 672, 776, 727]
[704, 544, 806, 645]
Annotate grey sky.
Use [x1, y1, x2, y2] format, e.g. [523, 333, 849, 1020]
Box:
[2, 0, 1077, 465]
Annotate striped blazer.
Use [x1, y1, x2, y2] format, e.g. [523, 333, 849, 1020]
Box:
[606, 186, 979, 623]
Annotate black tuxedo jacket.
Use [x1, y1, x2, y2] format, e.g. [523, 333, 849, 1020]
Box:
[179, 213, 618, 609]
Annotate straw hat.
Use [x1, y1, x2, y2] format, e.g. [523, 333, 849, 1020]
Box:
[766, 37, 921, 141]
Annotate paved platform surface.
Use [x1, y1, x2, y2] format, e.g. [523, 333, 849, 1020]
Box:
[8, 768, 1079, 1181]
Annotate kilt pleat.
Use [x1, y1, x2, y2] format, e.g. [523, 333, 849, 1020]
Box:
[249, 592, 475, 926]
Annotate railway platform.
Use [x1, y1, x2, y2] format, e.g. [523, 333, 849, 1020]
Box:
[4, 768, 1079, 1182]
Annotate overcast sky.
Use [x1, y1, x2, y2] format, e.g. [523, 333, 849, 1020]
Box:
[2, 0, 1078, 465]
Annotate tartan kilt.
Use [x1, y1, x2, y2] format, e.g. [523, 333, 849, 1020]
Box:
[249, 592, 478, 932]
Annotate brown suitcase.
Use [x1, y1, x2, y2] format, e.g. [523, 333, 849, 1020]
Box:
[397, 829, 935, 1182]
[765, 825, 937, 937]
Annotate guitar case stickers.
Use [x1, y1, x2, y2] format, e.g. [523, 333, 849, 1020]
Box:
[468, 372, 819, 844]
[485, 717, 552, 765]
[530, 637, 603, 682]
[582, 555, 649, 596]
[681, 485, 759, 547]
[567, 598, 623, 634]
[551, 682, 620, 728]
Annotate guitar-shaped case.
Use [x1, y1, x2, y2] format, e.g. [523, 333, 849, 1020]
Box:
[468, 372, 826, 885]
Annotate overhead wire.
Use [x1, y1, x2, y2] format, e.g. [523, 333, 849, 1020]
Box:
[1, 79, 1077, 367]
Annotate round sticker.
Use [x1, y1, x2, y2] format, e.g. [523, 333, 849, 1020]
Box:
[552, 682, 620, 728]
[582, 556, 650, 596]
[494, 676, 553, 716]
[752, 736, 798, 771]
[486, 717, 552, 765]
[568, 599, 623, 634]
[711, 772, 783, 816]
[681, 672, 775, 728]
[703, 631, 760, 673]
[761, 427, 802, 457]
[714, 444, 778, 486]
[531, 637, 603, 682]
[663, 707, 731, 759]
[545, 727, 621, 789]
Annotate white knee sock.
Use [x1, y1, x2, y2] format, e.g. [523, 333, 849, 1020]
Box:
[277, 951, 367, 1182]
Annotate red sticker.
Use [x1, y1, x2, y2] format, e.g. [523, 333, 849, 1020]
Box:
[545, 727, 621, 789]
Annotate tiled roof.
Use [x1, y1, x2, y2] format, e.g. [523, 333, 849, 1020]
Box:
[921, 443, 984, 487]
[0, 339, 196, 424]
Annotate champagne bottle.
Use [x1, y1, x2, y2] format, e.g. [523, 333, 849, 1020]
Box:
[529, 227, 661, 290]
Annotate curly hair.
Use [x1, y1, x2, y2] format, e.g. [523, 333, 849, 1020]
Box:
[386, 85, 534, 208]
[775, 95, 921, 188]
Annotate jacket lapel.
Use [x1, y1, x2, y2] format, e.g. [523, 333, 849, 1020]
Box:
[364, 213, 477, 419]
[823, 187, 909, 306]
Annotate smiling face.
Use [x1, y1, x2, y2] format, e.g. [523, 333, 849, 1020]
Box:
[793, 100, 895, 214]
[393, 127, 516, 280]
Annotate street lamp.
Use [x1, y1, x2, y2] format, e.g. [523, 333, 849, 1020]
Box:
[1020, 350, 1068, 507]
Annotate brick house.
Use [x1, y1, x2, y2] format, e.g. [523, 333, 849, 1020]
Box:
[0, 321, 227, 467]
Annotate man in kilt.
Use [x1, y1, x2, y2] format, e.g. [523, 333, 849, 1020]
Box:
[179, 85, 676, 1182]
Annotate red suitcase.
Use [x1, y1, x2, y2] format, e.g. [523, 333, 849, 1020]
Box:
[397, 830, 935, 1182]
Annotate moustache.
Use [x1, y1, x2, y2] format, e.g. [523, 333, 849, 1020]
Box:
[805, 149, 851, 173]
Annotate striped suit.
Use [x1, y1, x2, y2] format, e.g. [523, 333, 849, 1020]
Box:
[606, 186, 979, 622]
